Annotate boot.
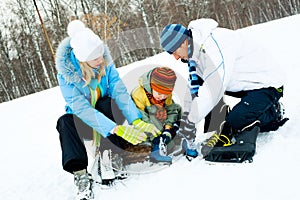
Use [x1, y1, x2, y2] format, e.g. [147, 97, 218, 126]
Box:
[74, 169, 94, 200]
[205, 120, 260, 163]
[149, 136, 172, 164]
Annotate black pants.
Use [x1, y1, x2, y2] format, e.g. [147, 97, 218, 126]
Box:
[56, 96, 129, 174]
[226, 87, 283, 131]
[204, 87, 283, 133]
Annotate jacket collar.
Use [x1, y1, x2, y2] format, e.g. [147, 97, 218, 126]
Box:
[55, 37, 82, 84]
[138, 69, 153, 94]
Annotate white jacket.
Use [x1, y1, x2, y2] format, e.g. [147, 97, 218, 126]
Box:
[187, 19, 284, 123]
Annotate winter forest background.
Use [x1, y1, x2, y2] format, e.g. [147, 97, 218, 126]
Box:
[0, 0, 300, 103]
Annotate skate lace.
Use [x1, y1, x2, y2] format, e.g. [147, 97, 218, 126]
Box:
[159, 137, 168, 156]
[206, 133, 231, 147]
[187, 139, 198, 150]
[103, 149, 112, 171]
[206, 133, 219, 147]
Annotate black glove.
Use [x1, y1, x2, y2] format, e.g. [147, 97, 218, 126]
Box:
[176, 112, 197, 140]
[161, 129, 172, 144]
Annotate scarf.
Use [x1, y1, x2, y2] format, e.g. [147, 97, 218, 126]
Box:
[187, 30, 204, 98]
[145, 90, 167, 122]
[89, 76, 102, 149]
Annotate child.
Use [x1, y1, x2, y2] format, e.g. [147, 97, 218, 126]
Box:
[131, 67, 198, 162]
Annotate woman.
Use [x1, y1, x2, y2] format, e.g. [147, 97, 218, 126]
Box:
[55, 20, 160, 200]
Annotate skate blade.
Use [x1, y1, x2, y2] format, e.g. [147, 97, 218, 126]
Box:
[149, 157, 172, 165]
[114, 172, 129, 180]
[185, 155, 199, 161]
[94, 179, 115, 189]
[205, 159, 252, 166]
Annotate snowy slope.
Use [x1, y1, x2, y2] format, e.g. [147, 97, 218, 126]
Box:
[1, 15, 300, 200]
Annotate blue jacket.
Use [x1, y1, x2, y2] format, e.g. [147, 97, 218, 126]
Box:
[55, 37, 142, 137]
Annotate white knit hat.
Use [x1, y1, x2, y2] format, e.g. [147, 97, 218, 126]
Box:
[67, 20, 104, 62]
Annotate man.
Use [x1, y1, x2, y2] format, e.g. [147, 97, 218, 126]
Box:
[160, 19, 288, 163]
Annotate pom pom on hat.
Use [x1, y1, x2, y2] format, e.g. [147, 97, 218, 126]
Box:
[67, 20, 104, 62]
[160, 24, 189, 54]
[150, 67, 177, 95]
[67, 20, 85, 38]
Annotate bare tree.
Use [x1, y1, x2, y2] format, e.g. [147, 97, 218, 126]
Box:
[0, 0, 299, 103]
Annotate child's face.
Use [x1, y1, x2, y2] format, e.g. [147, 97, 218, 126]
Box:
[152, 89, 169, 101]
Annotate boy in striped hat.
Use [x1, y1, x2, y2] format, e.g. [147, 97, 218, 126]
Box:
[131, 67, 198, 163]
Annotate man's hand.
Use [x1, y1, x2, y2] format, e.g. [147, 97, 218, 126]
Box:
[177, 112, 197, 140]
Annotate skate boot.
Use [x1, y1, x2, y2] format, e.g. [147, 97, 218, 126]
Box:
[149, 136, 172, 164]
[174, 118, 198, 159]
[74, 169, 94, 200]
[111, 153, 128, 180]
[205, 120, 260, 163]
[201, 132, 232, 158]
[201, 121, 233, 158]
[98, 149, 115, 185]
[182, 138, 198, 159]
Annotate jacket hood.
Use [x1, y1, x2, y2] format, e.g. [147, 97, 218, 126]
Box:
[55, 37, 113, 84]
[188, 18, 218, 44]
[138, 69, 153, 94]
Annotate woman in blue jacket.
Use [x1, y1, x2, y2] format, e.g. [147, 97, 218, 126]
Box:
[55, 20, 160, 200]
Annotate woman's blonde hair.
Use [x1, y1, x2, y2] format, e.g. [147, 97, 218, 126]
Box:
[80, 59, 107, 86]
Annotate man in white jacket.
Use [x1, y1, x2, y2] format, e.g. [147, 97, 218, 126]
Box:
[160, 19, 288, 162]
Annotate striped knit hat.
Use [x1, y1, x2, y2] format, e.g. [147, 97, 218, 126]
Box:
[150, 67, 177, 95]
[160, 24, 189, 54]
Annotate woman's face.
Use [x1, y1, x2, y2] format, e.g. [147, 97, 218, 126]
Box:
[87, 56, 104, 69]
[152, 89, 169, 101]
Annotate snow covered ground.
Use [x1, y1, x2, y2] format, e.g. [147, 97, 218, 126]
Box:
[1, 15, 300, 200]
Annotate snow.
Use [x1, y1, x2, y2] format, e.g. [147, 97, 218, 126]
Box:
[1, 14, 300, 200]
